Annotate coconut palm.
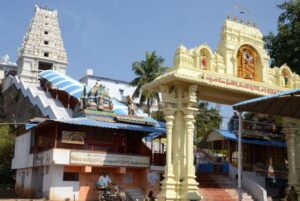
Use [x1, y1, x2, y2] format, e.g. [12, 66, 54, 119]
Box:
[130, 51, 165, 116]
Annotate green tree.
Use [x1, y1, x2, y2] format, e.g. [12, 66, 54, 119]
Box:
[0, 125, 15, 185]
[264, 0, 300, 74]
[151, 108, 165, 122]
[130, 51, 166, 116]
[195, 102, 222, 141]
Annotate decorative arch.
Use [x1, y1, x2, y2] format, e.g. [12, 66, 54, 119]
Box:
[69, 133, 85, 144]
[237, 45, 258, 80]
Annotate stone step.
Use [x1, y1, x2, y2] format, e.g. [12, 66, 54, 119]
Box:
[197, 174, 254, 201]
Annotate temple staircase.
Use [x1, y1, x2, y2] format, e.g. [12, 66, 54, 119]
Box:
[125, 188, 145, 201]
[197, 173, 255, 201]
[7, 76, 73, 119]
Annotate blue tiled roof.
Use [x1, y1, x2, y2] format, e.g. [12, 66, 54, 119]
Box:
[233, 88, 300, 108]
[39, 70, 83, 100]
[212, 129, 286, 148]
[51, 117, 165, 134]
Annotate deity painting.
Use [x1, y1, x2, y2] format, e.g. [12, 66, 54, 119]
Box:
[200, 50, 207, 69]
[242, 50, 254, 79]
[237, 45, 257, 80]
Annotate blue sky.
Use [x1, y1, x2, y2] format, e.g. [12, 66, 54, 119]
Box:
[0, 0, 284, 127]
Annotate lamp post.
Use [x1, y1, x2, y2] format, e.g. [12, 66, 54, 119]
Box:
[238, 111, 243, 201]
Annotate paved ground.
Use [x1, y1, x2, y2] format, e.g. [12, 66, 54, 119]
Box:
[0, 199, 45, 201]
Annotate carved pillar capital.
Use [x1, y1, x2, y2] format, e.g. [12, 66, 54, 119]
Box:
[183, 85, 197, 106]
[160, 85, 175, 100]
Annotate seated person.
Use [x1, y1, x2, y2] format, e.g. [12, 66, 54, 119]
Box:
[118, 186, 126, 201]
[96, 172, 112, 189]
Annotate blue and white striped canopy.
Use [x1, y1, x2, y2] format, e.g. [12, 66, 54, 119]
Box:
[39, 70, 83, 100]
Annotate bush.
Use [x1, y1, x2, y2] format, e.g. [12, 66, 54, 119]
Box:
[0, 125, 15, 185]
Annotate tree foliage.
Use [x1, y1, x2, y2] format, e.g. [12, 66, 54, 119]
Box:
[151, 109, 165, 122]
[130, 51, 166, 116]
[0, 125, 15, 184]
[195, 102, 222, 141]
[264, 0, 300, 74]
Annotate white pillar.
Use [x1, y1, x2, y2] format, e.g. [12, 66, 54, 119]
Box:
[238, 111, 243, 201]
[284, 121, 299, 187]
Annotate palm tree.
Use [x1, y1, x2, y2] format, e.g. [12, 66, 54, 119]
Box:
[130, 51, 165, 116]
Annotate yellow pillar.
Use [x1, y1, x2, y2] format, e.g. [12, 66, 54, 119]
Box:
[158, 86, 178, 200]
[177, 85, 185, 194]
[181, 85, 201, 200]
[158, 84, 201, 200]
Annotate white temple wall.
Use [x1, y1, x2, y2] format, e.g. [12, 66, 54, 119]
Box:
[12, 131, 31, 169]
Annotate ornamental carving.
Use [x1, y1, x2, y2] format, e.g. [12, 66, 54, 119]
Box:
[81, 81, 113, 111]
[126, 95, 136, 116]
[237, 45, 257, 80]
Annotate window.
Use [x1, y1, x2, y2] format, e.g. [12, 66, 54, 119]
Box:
[44, 52, 49, 57]
[63, 172, 79, 181]
[44, 41, 49, 45]
[119, 89, 124, 96]
[45, 23, 48, 26]
[44, 31, 49, 35]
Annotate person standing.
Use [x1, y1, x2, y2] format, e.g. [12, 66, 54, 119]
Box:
[145, 191, 155, 201]
[287, 186, 298, 201]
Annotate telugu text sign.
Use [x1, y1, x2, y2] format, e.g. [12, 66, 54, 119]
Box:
[205, 75, 281, 94]
[70, 151, 150, 167]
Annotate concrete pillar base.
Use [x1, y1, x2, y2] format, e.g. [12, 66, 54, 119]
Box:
[181, 191, 202, 201]
[158, 177, 178, 201]
[181, 177, 201, 201]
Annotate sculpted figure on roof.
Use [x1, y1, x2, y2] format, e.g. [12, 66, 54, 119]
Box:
[126, 95, 136, 116]
[81, 81, 113, 111]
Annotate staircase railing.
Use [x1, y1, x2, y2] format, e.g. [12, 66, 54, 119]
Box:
[229, 163, 267, 201]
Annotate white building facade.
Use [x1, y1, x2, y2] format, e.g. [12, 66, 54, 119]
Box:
[79, 69, 136, 104]
[13, 130, 79, 200]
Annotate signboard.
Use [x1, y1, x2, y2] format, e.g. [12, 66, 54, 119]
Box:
[70, 151, 150, 167]
[205, 75, 281, 95]
[61, 131, 85, 145]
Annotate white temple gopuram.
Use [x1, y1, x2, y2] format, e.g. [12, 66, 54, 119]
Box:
[17, 5, 68, 83]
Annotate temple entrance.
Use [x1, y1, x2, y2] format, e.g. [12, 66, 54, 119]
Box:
[145, 17, 300, 201]
[38, 61, 53, 72]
